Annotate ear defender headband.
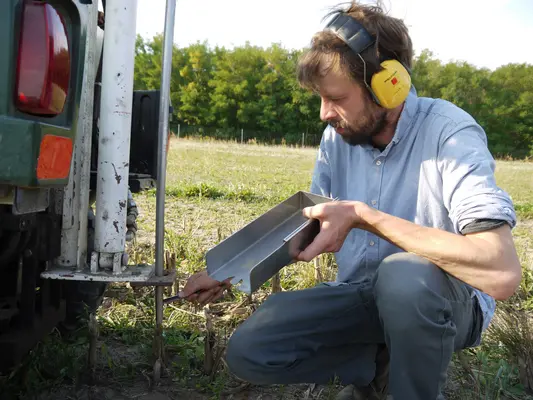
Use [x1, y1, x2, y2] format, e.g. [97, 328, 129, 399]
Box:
[325, 13, 411, 109]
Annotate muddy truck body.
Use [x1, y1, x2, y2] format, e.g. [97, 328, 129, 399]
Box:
[0, 0, 175, 371]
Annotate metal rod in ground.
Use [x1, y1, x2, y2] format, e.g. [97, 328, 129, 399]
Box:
[154, 0, 176, 381]
[271, 273, 281, 293]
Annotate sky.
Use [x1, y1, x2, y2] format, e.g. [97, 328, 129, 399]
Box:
[132, 0, 533, 71]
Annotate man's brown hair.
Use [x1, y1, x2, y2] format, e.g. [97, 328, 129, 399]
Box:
[297, 1, 413, 93]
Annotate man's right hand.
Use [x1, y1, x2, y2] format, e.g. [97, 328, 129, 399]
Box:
[179, 270, 232, 306]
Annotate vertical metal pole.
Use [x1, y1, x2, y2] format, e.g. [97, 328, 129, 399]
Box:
[58, 136, 81, 267]
[77, 3, 100, 269]
[57, 1, 99, 269]
[155, 0, 176, 336]
[92, 0, 138, 273]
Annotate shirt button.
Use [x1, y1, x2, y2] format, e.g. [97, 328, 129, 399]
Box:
[371, 200, 377, 206]
[369, 240, 375, 246]
[376, 160, 382, 166]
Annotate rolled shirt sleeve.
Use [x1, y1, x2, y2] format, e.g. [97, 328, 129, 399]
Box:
[437, 120, 517, 234]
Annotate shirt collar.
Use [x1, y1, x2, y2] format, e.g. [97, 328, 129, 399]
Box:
[360, 84, 419, 154]
[391, 85, 419, 145]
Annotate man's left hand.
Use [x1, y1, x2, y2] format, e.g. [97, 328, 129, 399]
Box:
[295, 200, 364, 262]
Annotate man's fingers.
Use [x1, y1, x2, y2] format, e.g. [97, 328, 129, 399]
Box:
[212, 286, 227, 302]
[200, 286, 225, 306]
[179, 283, 199, 298]
[296, 228, 332, 262]
[204, 283, 230, 305]
[302, 205, 322, 219]
[179, 273, 202, 297]
[199, 286, 226, 306]
[197, 288, 217, 305]
[302, 203, 328, 220]
[180, 271, 232, 304]
[302, 205, 319, 219]
[186, 292, 200, 302]
[180, 272, 220, 298]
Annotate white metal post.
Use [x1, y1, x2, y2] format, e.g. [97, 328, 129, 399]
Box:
[77, 3, 101, 269]
[92, 0, 138, 273]
[57, 1, 100, 269]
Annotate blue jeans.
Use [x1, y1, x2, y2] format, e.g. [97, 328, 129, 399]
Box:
[224, 253, 483, 400]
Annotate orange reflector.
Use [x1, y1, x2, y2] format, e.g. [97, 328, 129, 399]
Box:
[37, 134, 73, 180]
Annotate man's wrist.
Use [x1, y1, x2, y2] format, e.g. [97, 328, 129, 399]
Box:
[352, 201, 378, 230]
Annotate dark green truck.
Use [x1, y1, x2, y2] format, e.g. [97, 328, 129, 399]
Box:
[0, 0, 164, 371]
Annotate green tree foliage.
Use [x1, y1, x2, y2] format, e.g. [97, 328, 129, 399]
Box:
[411, 50, 533, 158]
[134, 36, 533, 158]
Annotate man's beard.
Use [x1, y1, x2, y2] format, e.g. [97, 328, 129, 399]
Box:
[329, 106, 388, 147]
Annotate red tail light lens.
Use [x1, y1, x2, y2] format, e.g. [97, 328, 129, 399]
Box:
[15, 1, 71, 116]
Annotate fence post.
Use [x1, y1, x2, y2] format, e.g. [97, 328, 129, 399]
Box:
[241, 128, 244, 144]
[177, 124, 180, 139]
[302, 132, 305, 147]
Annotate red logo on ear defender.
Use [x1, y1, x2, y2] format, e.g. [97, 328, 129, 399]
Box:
[391, 77, 398, 85]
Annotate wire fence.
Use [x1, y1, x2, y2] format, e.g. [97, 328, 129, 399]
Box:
[169, 123, 323, 148]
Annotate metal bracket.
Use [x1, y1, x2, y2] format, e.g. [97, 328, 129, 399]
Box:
[40, 264, 176, 286]
[12, 188, 50, 215]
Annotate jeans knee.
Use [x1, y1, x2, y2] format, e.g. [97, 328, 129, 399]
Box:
[225, 325, 258, 382]
[224, 295, 292, 384]
[374, 253, 449, 331]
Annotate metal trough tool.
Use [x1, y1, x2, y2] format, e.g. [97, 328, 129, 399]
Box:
[206, 191, 334, 294]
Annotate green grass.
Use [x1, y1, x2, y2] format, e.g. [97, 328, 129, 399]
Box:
[2, 137, 532, 400]
[165, 138, 316, 203]
[495, 160, 533, 220]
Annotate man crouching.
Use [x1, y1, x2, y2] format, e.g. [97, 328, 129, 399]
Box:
[179, 2, 522, 399]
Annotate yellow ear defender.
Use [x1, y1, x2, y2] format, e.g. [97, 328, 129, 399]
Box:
[325, 13, 411, 109]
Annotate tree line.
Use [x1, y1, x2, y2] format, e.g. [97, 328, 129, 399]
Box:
[134, 34, 533, 158]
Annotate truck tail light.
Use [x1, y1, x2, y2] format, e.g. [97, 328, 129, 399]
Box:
[15, 1, 71, 116]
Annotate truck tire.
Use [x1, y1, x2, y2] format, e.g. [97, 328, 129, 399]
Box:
[61, 208, 108, 333]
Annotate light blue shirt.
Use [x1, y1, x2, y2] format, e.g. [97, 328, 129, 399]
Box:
[310, 86, 517, 334]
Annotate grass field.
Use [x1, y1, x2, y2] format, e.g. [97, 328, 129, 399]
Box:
[2, 137, 533, 400]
